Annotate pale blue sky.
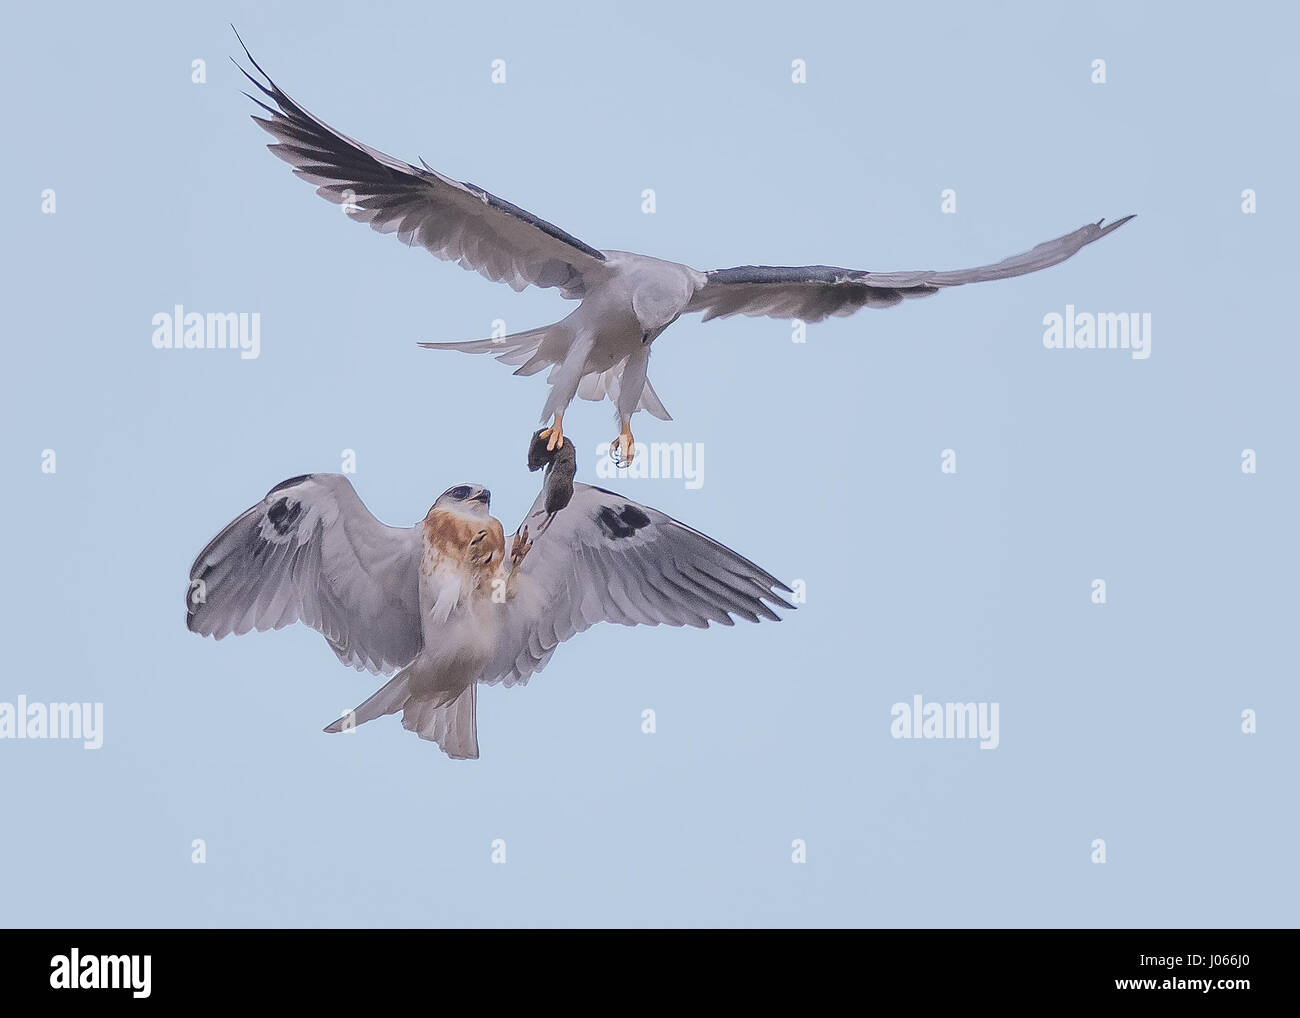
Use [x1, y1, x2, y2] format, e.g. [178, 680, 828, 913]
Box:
[2, 0, 1296, 927]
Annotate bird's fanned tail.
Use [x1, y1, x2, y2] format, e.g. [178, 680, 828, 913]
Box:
[577, 365, 673, 421]
[325, 667, 480, 760]
[401, 685, 479, 760]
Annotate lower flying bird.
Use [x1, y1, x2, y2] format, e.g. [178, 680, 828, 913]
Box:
[236, 35, 1132, 465]
[185, 439, 792, 759]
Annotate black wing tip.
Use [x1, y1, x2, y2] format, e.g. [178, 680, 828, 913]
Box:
[1096, 214, 1137, 235]
[230, 28, 283, 107]
[244, 95, 279, 119]
[768, 591, 797, 613]
[725, 590, 794, 625]
[232, 59, 276, 104]
[230, 25, 265, 78]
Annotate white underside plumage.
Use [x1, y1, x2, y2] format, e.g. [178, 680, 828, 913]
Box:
[187, 474, 793, 759]
[420, 251, 696, 427]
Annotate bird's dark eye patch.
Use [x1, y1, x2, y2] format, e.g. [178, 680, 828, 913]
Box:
[447, 485, 472, 501]
[266, 496, 302, 536]
[597, 503, 651, 539]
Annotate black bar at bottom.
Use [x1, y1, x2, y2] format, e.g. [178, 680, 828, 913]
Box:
[0, 929, 1279, 1005]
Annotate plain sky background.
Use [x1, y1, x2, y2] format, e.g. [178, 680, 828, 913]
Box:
[3, 0, 1296, 928]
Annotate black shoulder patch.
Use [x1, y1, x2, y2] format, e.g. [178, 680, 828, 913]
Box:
[619, 504, 650, 531]
[266, 496, 303, 536]
[597, 503, 651, 540]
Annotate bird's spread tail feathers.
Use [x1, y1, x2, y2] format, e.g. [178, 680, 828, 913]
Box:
[326, 668, 480, 760]
[578, 365, 672, 421]
[401, 684, 479, 760]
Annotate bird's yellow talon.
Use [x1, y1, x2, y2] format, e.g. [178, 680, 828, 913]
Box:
[609, 428, 636, 467]
[540, 415, 564, 452]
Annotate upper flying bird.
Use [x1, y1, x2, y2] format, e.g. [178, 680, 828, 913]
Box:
[235, 36, 1133, 466]
[185, 436, 792, 759]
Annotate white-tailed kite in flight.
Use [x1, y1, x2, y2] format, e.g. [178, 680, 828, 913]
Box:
[185, 438, 792, 759]
[236, 36, 1133, 465]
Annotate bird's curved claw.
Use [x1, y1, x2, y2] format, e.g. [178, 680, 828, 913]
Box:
[609, 430, 635, 468]
[511, 525, 532, 569]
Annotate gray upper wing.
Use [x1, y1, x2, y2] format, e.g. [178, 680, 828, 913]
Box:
[235, 37, 609, 298]
[480, 483, 794, 688]
[685, 217, 1134, 323]
[186, 473, 423, 675]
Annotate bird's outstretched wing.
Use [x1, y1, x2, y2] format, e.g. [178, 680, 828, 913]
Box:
[685, 216, 1134, 323]
[186, 474, 423, 675]
[233, 33, 610, 298]
[481, 483, 794, 687]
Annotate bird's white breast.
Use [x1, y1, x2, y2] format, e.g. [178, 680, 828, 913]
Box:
[410, 512, 508, 695]
[578, 253, 703, 367]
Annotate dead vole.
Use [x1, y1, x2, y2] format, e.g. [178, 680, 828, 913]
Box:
[528, 429, 577, 517]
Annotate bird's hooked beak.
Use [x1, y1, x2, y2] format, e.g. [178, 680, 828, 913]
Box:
[472, 488, 491, 506]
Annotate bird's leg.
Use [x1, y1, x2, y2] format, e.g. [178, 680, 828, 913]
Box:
[538, 413, 564, 452]
[504, 525, 532, 601]
[510, 525, 532, 570]
[610, 421, 636, 467]
[610, 349, 648, 469]
[469, 528, 491, 568]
